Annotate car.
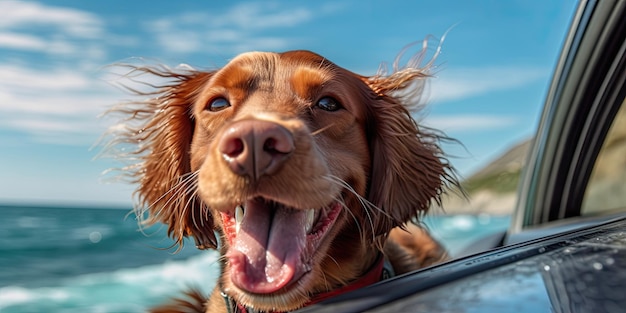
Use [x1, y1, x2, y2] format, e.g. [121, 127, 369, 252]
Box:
[296, 0, 626, 312]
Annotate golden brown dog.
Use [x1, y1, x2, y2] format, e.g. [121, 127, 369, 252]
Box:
[107, 47, 455, 312]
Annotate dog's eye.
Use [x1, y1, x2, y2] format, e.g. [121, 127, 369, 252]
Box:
[316, 97, 342, 112]
[207, 97, 231, 112]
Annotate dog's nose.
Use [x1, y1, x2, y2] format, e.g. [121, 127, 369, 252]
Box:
[219, 119, 294, 181]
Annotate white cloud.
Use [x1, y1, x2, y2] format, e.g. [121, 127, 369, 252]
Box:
[217, 2, 312, 29]
[415, 66, 547, 133]
[7, 118, 79, 133]
[0, 2, 128, 145]
[0, 65, 91, 92]
[150, 31, 203, 54]
[0, 1, 103, 38]
[143, 2, 335, 55]
[0, 63, 124, 145]
[0, 1, 107, 58]
[0, 31, 99, 56]
[430, 66, 548, 103]
[167, 2, 313, 30]
[0, 32, 46, 50]
[0, 90, 113, 116]
[424, 114, 517, 132]
[3, 116, 109, 146]
[0, 106, 114, 146]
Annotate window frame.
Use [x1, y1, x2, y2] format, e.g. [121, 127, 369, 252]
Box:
[509, 0, 626, 240]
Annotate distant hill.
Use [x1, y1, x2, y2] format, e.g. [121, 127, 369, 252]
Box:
[435, 102, 626, 216]
[462, 139, 531, 194]
[433, 138, 532, 215]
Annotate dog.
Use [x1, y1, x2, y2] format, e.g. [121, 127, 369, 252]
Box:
[107, 46, 456, 312]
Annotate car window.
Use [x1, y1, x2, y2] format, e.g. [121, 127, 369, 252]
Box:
[582, 99, 626, 215]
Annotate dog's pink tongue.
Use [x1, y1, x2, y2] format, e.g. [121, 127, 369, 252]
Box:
[229, 200, 308, 294]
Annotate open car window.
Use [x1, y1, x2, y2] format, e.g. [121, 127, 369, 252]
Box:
[582, 99, 626, 215]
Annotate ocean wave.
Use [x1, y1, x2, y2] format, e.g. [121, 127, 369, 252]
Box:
[0, 252, 220, 313]
[0, 286, 71, 309]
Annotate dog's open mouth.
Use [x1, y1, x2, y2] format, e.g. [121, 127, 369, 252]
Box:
[221, 197, 342, 294]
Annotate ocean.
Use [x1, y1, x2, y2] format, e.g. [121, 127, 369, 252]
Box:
[0, 205, 511, 313]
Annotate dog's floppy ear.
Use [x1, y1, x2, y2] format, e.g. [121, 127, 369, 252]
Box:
[363, 64, 455, 237]
[108, 66, 218, 250]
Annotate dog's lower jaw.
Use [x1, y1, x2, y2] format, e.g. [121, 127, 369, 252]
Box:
[215, 200, 345, 311]
[217, 247, 383, 313]
[219, 250, 331, 312]
[217, 236, 383, 312]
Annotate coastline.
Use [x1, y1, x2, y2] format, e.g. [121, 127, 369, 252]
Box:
[431, 190, 516, 216]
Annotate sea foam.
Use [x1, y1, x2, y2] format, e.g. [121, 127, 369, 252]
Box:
[0, 252, 220, 313]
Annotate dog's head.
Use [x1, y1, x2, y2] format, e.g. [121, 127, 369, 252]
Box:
[108, 49, 454, 311]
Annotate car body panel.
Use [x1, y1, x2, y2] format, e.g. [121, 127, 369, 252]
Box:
[298, 217, 626, 313]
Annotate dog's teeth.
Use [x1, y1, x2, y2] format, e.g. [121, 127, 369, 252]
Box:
[235, 205, 244, 233]
[305, 209, 316, 233]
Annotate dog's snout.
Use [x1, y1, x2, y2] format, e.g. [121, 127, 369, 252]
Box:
[219, 120, 294, 180]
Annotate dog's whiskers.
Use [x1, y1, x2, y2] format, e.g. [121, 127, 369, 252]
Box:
[327, 175, 395, 220]
[326, 176, 375, 242]
[138, 172, 193, 218]
[135, 172, 199, 241]
[311, 123, 335, 136]
[155, 173, 196, 220]
[325, 175, 398, 243]
[182, 173, 203, 227]
[319, 268, 331, 295]
[216, 254, 229, 265]
[335, 197, 366, 241]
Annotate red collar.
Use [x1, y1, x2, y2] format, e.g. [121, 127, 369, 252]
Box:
[307, 254, 386, 304]
[231, 255, 388, 313]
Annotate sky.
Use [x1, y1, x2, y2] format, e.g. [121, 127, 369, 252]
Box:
[0, 0, 578, 207]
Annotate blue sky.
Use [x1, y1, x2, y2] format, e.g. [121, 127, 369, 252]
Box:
[0, 1, 578, 207]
